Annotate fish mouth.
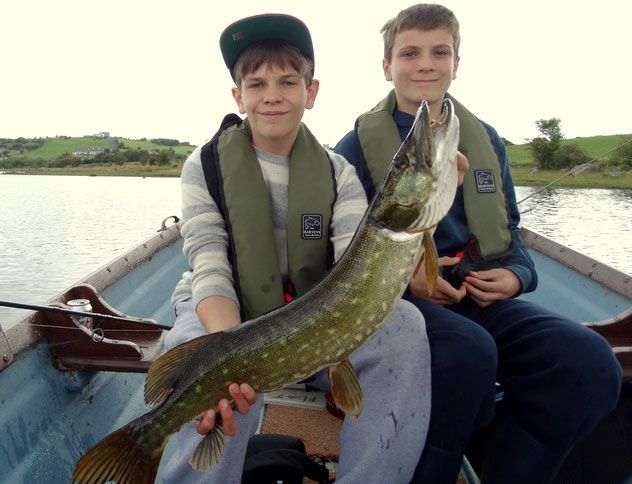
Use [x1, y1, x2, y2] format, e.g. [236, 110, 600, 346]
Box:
[394, 100, 434, 173]
[370, 97, 459, 234]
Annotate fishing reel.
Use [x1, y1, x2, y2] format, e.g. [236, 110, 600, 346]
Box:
[444, 239, 480, 289]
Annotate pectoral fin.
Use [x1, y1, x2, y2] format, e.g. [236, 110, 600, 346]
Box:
[144, 334, 214, 405]
[328, 359, 364, 419]
[422, 232, 439, 295]
[189, 423, 226, 471]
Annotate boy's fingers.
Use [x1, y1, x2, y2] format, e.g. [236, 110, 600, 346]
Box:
[456, 152, 469, 186]
[219, 399, 238, 435]
[437, 256, 460, 267]
[195, 409, 216, 435]
[240, 383, 258, 404]
[229, 383, 254, 414]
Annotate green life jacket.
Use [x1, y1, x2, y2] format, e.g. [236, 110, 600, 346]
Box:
[355, 90, 513, 259]
[200, 114, 335, 319]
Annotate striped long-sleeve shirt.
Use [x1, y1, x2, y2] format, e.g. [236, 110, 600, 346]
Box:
[171, 144, 368, 312]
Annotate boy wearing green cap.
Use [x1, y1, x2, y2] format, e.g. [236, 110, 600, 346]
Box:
[162, 13, 432, 484]
[335, 4, 622, 483]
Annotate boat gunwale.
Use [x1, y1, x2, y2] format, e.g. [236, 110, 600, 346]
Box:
[1, 225, 629, 372]
[1, 222, 181, 369]
[520, 227, 631, 299]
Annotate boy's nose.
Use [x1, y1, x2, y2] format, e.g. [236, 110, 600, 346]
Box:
[416, 53, 435, 71]
[263, 87, 282, 103]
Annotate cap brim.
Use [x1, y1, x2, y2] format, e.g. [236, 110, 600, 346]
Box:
[220, 14, 314, 74]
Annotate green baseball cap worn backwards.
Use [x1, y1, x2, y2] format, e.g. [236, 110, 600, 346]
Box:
[220, 14, 314, 77]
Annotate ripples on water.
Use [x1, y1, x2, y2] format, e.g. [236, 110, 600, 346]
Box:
[1, 176, 630, 329]
[515, 186, 632, 276]
[0, 175, 181, 328]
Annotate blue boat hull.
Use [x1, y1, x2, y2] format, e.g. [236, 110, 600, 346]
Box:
[0, 225, 629, 483]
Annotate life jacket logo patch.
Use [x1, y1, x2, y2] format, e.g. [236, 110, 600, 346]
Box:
[302, 214, 322, 239]
[475, 170, 496, 193]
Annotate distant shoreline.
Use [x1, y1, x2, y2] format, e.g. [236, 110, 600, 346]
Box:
[2, 164, 631, 189]
[509, 166, 631, 189]
[1, 164, 183, 178]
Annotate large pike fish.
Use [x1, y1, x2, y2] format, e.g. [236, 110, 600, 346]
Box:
[72, 98, 459, 484]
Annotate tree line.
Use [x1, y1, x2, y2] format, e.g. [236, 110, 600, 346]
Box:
[0, 137, 46, 154]
[528, 118, 631, 171]
[0, 147, 189, 170]
[48, 148, 188, 168]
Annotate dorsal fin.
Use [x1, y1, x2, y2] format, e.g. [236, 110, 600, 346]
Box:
[144, 334, 213, 405]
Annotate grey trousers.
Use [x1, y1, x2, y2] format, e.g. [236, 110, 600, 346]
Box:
[160, 298, 431, 484]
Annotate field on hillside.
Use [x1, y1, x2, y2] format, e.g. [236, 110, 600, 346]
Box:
[119, 139, 194, 155]
[3, 136, 194, 161]
[506, 134, 631, 165]
[20, 137, 112, 160]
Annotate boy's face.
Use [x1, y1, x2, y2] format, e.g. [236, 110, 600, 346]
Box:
[383, 28, 459, 120]
[232, 62, 319, 156]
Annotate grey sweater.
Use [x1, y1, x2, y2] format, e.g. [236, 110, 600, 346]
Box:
[171, 144, 368, 312]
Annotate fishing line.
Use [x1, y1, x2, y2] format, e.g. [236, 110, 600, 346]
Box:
[19, 321, 167, 334]
[516, 137, 632, 206]
[0, 299, 171, 330]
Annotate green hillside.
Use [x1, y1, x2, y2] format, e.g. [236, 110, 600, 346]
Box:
[0, 136, 194, 162]
[18, 137, 113, 160]
[506, 134, 630, 165]
[119, 139, 194, 155]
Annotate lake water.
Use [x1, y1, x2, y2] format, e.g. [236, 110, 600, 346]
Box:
[0, 175, 181, 328]
[1, 175, 630, 329]
[515, 186, 632, 275]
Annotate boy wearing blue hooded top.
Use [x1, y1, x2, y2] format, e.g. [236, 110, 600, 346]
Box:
[163, 13, 433, 484]
[335, 4, 622, 483]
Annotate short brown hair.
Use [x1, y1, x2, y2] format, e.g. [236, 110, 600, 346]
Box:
[381, 4, 460, 62]
[232, 40, 314, 88]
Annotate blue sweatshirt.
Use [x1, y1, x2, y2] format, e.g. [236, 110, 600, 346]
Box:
[335, 109, 537, 294]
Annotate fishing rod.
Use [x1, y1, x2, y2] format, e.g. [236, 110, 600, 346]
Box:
[0, 299, 171, 330]
[517, 137, 632, 206]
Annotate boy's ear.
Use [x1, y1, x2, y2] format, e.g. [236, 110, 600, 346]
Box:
[231, 87, 247, 114]
[453, 56, 460, 80]
[383, 59, 393, 82]
[305, 79, 320, 110]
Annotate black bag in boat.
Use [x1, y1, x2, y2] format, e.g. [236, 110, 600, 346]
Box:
[241, 434, 331, 484]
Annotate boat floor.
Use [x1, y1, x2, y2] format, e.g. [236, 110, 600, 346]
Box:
[260, 392, 469, 484]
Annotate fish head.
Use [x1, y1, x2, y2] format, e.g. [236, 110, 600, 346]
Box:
[372, 99, 459, 234]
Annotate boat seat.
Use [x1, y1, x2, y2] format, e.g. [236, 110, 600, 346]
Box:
[584, 306, 632, 382]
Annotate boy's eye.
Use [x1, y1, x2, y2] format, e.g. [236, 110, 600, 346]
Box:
[248, 82, 263, 89]
[402, 51, 417, 58]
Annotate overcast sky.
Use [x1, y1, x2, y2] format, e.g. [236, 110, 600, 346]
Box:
[2, 0, 631, 147]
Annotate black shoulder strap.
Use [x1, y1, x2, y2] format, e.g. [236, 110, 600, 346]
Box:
[325, 150, 337, 269]
[200, 113, 243, 217]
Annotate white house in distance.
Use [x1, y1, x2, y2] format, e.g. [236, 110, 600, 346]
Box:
[72, 148, 103, 156]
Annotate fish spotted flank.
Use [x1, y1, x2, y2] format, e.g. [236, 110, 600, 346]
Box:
[71, 99, 460, 484]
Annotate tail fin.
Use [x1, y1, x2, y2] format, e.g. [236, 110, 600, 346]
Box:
[72, 423, 164, 484]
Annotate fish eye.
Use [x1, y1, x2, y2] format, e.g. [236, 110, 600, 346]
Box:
[394, 157, 408, 169]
